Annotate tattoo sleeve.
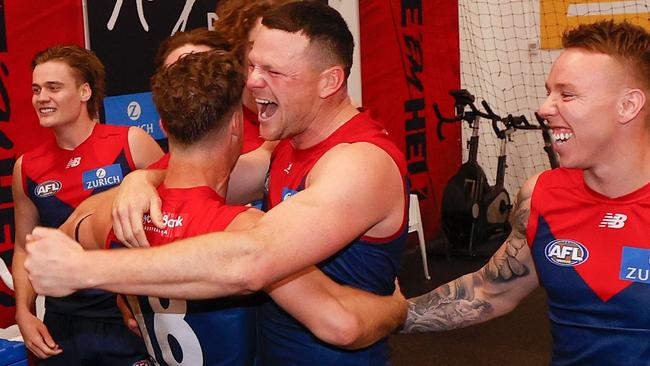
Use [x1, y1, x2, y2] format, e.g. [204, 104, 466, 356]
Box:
[402, 190, 533, 333]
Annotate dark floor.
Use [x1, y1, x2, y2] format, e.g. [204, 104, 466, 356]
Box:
[389, 238, 552, 366]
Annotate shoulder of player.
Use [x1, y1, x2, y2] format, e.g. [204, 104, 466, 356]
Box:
[306, 142, 404, 209]
[11, 155, 26, 193]
[312, 142, 400, 176]
[517, 172, 542, 205]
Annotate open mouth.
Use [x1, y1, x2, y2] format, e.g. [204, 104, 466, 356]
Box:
[255, 98, 278, 120]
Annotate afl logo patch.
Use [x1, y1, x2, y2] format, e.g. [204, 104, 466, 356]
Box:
[34, 180, 62, 198]
[545, 239, 589, 267]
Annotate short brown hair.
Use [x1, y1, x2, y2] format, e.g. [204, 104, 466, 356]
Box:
[32, 45, 105, 119]
[563, 20, 650, 92]
[154, 28, 230, 70]
[213, 0, 294, 62]
[151, 50, 244, 145]
[262, 0, 354, 78]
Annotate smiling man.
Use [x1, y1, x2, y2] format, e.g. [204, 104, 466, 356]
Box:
[402, 20, 650, 365]
[12, 45, 162, 365]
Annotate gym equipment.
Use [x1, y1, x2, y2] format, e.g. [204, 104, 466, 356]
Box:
[535, 113, 560, 169]
[506, 113, 560, 169]
[434, 90, 512, 255]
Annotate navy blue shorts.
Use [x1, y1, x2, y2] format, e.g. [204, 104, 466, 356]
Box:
[40, 312, 149, 366]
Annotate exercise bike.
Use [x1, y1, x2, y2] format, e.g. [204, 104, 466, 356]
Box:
[506, 113, 560, 169]
[434, 90, 512, 255]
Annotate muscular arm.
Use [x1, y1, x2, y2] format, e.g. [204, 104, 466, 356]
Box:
[127, 126, 164, 169]
[26, 143, 405, 300]
[11, 157, 62, 358]
[226, 140, 275, 205]
[402, 175, 541, 333]
[229, 209, 407, 349]
[59, 189, 115, 250]
[268, 268, 407, 349]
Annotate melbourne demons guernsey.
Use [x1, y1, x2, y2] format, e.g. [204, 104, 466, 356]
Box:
[21, 123, 135, 318]
[108, 185, 258, 366]
[259, 110, 408, 365]
[242, 106, 264, 154]
[527, 168, 650, 365]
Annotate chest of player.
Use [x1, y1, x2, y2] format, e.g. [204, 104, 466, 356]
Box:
[265, 145, 325, 209]
[530, 196, 650, 327]
[27, 152, 131, 206]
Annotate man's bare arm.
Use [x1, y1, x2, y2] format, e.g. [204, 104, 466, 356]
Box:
[111, 142, 273, 247]
[59, 189, 115, 250]
[25, 143, 405, 300]
[402, 175, 541, 333]
[127, 126, 164, 170]
[268, 268, 407, 349]
[226, 141, 276, 205]
[11, 157, 62, 358]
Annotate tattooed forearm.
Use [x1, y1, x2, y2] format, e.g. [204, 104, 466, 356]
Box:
[402, 275, 493, 333]
[402, 191, 535, 334]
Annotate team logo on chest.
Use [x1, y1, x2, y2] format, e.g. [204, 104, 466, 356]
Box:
[544, 239, 589, 267]
[66, 157, 81, 168]
[82, 164, 124, 190]
[598, 212, 627, 229]
[34, 180, 62, 198]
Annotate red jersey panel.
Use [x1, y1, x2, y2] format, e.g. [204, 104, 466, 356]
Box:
[242, 106, 264, 154]
[527, 168, 650, 365]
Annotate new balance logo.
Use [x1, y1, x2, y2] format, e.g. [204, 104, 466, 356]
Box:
[599, 213, 627, 229]
[66, 157, 81, 168]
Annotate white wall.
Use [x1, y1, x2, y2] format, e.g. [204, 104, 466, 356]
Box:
[328, 0, 362, 104]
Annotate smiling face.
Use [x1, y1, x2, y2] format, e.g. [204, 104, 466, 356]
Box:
[538, 48, 629, 169]
[31, 60, 90, 129]
[246, 26, 323, 142]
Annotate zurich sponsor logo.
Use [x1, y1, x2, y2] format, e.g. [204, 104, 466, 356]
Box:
[83, 164, 124, 190]
[544, 239, 589, 267]
[34, 180, 62, 198]
[620, 246, 650, 284]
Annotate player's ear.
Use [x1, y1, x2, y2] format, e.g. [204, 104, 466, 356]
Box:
[229, 106, 243, 142]
[158, 119, 168, 136]
[79, 82, 92, 102]
[618, 88, 646, 125]
[318, 65, 345, 99]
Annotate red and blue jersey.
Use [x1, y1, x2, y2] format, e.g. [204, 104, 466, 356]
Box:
[242, 106, 264, 154]
[258, 110, 409, 365]
[21, 123, 135, 318]
[527, 168, 650, 365]
[108, 185, 259, 366]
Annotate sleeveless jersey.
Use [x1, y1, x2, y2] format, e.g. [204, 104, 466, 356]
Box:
[258, 110, 409, 365]
[108, 185, 259, 366]
[242, 106, 264, 154]
[21, 123, 135, 318]
[527, 168, 650, 365]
